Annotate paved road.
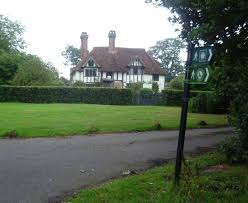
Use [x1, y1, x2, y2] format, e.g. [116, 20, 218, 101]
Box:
[0, 127, 233, 203]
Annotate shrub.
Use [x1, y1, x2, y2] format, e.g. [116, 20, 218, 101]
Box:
[152, 82, 159, 93]
[189, 92, 227, 114]
[0, 86, 132, 105]
[72, 81, 86, 87]
[161, 89, 206, 106]
[219, 136, 246, 163]
[169, 75, 184, 90]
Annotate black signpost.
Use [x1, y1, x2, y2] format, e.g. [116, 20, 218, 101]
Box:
[174, 43, 214, 185]
[174, 42, 194, 185]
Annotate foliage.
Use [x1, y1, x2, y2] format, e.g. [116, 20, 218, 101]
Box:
[0, 15, 26, 51]
[129, 82, 143, 95]
[162, 89, 210, 106]
[140, 88, 153, 94]
[129, 82, 143, 104]
[146, 0, 248, 162]
[0, 50, 19, 85]
[148, 38, 185, 81]
[61, 45, 81, 66]
[0, 103, 227, 138]
[0, 15, 60, 86]
[0, 86, 132, 105]
[11, 54, 61, 86]
[68, 152, 248, 203]
[219, 136, 247, 163]
[152, 82, 159, 93]
[59, 77, 71, 86]
[219, 64, 248, 162]
[169, 74, 184, 90]
[0, 15, 26, 84]
[189, 92, 226, 114]
[72, 81, 86, 87]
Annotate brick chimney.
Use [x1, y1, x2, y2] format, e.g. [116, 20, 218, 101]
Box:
[108, 30, 116, 53]
[80, 32, 89, 62]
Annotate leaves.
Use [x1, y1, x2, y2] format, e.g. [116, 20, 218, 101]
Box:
[0, 15, 26, 51]
[148, 38, 186, 81]
[61, 45, 81, 66]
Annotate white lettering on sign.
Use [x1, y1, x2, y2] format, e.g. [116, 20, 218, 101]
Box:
[191, 70, 195, 80]
[193, 52, 198, 62]
[199, 50, 207, 62]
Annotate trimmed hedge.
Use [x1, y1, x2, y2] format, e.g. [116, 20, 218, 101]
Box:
[162, 89, 213, 106]
[0, 86, 132, 105]
[189, 92, 227, 114]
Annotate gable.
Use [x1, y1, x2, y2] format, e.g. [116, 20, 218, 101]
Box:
[82, 57, 99, 68]
[128, 56, 144, 67]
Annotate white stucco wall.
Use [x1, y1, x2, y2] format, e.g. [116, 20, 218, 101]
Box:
[143, 74, 165, 91]
[72, 70, 165, 90]
[118, 72, 122, 80]
[72, 72, 80, 81]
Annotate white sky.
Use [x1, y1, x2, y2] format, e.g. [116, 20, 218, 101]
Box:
[0, 0, 183, 78]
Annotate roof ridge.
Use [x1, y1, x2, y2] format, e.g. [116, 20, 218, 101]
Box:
[92, 47, 146, 51]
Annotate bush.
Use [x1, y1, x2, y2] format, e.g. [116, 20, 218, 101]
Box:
[72, 81, 86, 87]
[189, 92, 228, 114]
[189, 92, 223, 114]
[219, 136, 246, 163]
[152, 82, 159, 93]
[162, 89, 207, 106]
[0, 86, 132, 105]
[169, 75, 184, 90]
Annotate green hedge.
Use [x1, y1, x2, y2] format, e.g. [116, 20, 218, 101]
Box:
[162, 89, 212, 106]
[0, 86, 132, 104]
[189, 92, 227, 114]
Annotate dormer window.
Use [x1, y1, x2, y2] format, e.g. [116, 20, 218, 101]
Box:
[87, 59, 96, 67]
[129, 57, 143, 67]
[84, 58, 98, 78]
[128, 56, 144, 76]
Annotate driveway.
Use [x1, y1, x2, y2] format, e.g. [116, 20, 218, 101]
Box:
[0, 127, 233, 203]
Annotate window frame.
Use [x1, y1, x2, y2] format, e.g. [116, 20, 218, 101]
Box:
[85, 68, 97, 77]
[152, 74, 159, 81]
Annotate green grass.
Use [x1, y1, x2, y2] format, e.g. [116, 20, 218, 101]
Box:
[68, 152, 248, 203]
[0, 103, 228, 138]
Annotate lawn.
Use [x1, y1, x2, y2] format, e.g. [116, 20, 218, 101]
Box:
[68, 152, 248, 203]
[0, 103, 228, 138]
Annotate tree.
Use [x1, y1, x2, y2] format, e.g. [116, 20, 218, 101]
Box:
[0, 15, 26, 84]
[0, 15, 26, 51]
[59, 77, 71, 86]
[61, 45, 81, 66]
[169, 74, 184, 90]
[146, 0, 248, 162]
[148, 38, 185, 82]
[12, 54, 61, 86]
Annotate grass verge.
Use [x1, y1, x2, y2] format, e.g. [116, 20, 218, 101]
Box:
[67, 152, 248, 203]
[0, 103, 228, 138]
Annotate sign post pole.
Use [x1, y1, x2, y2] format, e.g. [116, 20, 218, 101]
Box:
[174, 42, 193, 185]
[174, 44, 213, 185]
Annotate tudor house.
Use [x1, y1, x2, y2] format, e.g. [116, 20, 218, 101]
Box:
[71, 31, 165, 90]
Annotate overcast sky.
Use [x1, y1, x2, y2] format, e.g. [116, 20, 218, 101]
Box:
[1, 0, 182, 78]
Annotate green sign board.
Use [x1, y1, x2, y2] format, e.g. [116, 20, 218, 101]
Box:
[186, 46, 214, 84]
[187, 64, 211, 84]
[192, 47, 213, 64]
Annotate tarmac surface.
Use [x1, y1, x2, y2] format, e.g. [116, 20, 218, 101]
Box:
[0, 127, 233, 203]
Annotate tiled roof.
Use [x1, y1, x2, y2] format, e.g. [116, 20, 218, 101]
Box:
[73, 47, 165, 75]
